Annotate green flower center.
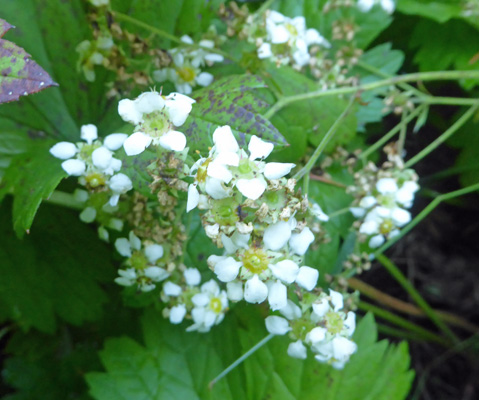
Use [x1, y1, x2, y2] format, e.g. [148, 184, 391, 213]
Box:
[242, 248, 269, 274]
[285, 23, 298, 37]
[325, 311, 344, 335]
[379, 219, 394, 235]
[130, 251, 148, 270]
[210, 297, 222, 314]
[143, 111, 169, 137]
[85, 172, 106, 188]
[177, 66, 196, 83]
[212, 198, 239, 226]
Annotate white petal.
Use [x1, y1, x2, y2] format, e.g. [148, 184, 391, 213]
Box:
[184, 268, 201, 286]
[129, 231, 142, 250]
[288, 340, 308, 359]
[205, 224, 220, 239]
[79, 207, 96, 223]
[192, 293, 209, 307]
[144, 244, 164, 263]
[115, 237, 132, 258]
[268, 281, 288, 311]
[332, 337, 357, 361]
[109, 194, 120, 207]
[169, 304, 187, 324]
[329, 289, 344, 311]
[270, 24, 290, 44]
[344, 312, 356, 336]
[264, 163, 295, 180]
[61, 159, 86, 176]
[109, 158, 122, 172]
[104, 133, 128, 151]
[306, 326, 327, 345]
[49, 142, 77, 160]
[226, 281, 243, 301]
[214, 257, 242, 282]
[92, 146, 113, 170]
[213, 151, 240, 167]
[118, 99, 143, 125]
[123, 132, 152, 156]
[312, 299, 330, 318]
[257, 42, 272, 59]
[357, 0, 374, 12]
[205, 178, 229, 199]
[81, 124, 98, 144]
[165, 92, 195, 126]
[163, 281, 182, 296]
[244, 275, 268, 304]
[359, 195, 377, 209]
[279, 300, 302, 320]
[289, 227, 315, 255]
[144, 266, 169, 281]
[380, 0, 395, 14]
[376, 178, 398, 194]
[391, 207, 411, 227]
[263, 221, 292, 251]
[159, 130, 187, 152]
[204, 53, 224, 63]
[135, 91, 165, 114]
[248, 135, 274, 160]
[207, 160, 233, 183]
[311, 203, 329, 222]
[213, 125, 239, 153]
[265, 316, 290, 335]
[236, 178, 267, 200]
[295, 266, 319, 291]
[350, 207, 366, 218]
[187, 184, 200, 212]
[368, 234, 385, 248]
[269, 260, 299, 284]
[359, 220, 379, 235]
[109, 173, 132, 194]
[196, 72, 214, 87]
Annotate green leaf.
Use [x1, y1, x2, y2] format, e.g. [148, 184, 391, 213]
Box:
[396, 0, 463, 23]
[0, 18, 56, 104]
[0, 139, 66, 237]
[0, 131, 29, 178]
[410, 19, 479, 89]
[86, 308, 414, 400]
[184, 74, 287, 152]
[0, 200, 114, 333]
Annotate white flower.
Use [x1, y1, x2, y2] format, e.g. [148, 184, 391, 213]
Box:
[267, 280, 288, 310]
[170, 304, 187, 324]
[114, 268, 137, 287]
[144, 244, 164, 263]
[248, 135, 274, 160]
[263, 221, 292, 251]
[108, 173, 133, 206]
[114, 231, 141, 258]
[214, 257, 242, 282]
[123, 131, 153, 156]
[257, 42, 272, 59]
[184, 268, 201, 286]
[244, 274, 268, 303]
[61, 159, 86, 176]
[289, 227, 315, 255]
[368, 234, 385, 248]
[306, 327, 327, 346]
[158, 130, 187, 151]
[81, 124, 98, 144]
[376, 178, 398, 194]
[265, 315, 291, 335]
[104, 133, 128, 151]
[263, 163, 295, 180]
[236, 178, 267, 200]
[163, 281, 182, 296]
[269, 259, 299, 284]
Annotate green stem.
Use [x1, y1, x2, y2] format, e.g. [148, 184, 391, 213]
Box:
[397, 109, 408, 156]
[45, 191, 85, 210]
[263, 70, 479, 119]
[113, 11, 233, 61]
[404, 103, 479, 168]
[359, 105, 425, 162]
[257, 0, 276, 15]
[359, 301, 450, 347]
[209, 333, 275, 389]
[375, 254, 459, 344]
[328, 207, 351, 218]
[293, 95, 357, 181]
[376, 324, 436, 344]
[413, 96, 479, 106]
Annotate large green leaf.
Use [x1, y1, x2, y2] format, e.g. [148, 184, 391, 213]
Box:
[0, 200, 114, 333]
[86, 308, 414, 400]
[396, 0, 463, 23]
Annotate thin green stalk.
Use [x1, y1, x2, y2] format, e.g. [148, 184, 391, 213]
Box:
[397, 109, 408, 156]
[375, 254, 460, 344]
[359, 301, 450, 347]
[374, 182, 479, 256]
[257, 0, 276, 15]
[45, 191, 85, 210]
[293, 96, 356, 181]
[376, 324, 436, 344]
[209, 333, 275, 389]
[327, 207, 351, 218]
[404, 103, 479, 168]
[263, 70, 479, 119]
[413, 96, 479, 106]
[114, 11, 233, 60]
[359, 105, 425, 161]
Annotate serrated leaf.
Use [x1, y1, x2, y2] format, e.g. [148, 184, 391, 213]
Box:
[396, 0, 463, 23]
[0, 139, 66, 238]
[0, 131, 29, 178]
[0, 18, 57, 104]
[0, 200, 114, 333]
[184, 74, 287, 152]
[86, 308, 413, 400]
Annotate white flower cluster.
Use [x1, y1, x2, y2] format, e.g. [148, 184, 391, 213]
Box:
[244, 10, 330, 68]
[357, 0, 395, 14]
[350, 170, 419, 249]
[266, 289, 357, 369]
[49, 124, 132, 206]
[153, 35, 224, 95]
[118, 91, 195, 156]
[162, 271, 228, 333]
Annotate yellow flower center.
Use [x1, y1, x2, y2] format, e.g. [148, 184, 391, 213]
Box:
[210, 297, 222, 314]
[177, 66, 196, 83]
[242, 248, 269, 274]
[85, 172, 106, 188]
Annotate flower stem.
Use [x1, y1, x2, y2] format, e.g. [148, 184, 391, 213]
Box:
[113, 11, 233, 60]
[264, 70, 479, 119]
[327, 207, 351, 218]
[375, 253, 460, 344]
[257, 0, 276, 15]
[209, 333, 275, 389]
[292, 95, 357, 181]
[404, 103, 479, 168]
[359, 301, 450, 347]
[359, 105, 425, 162]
